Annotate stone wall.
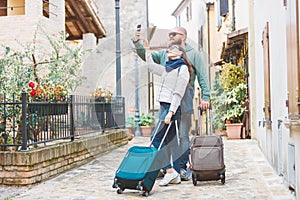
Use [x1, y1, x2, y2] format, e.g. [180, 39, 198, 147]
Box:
[0, 130, 128, 185]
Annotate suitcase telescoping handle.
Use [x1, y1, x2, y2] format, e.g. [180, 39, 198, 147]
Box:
[150, 120, 179, 151]
[197, 106, 213, 136]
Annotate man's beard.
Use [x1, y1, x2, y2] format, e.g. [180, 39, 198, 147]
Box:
[167, 39, 182, 47]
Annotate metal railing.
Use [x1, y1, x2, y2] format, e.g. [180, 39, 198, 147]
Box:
[0, 93, 125, 151]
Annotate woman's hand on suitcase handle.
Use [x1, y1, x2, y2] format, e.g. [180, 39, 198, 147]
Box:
[164, 111, 174, 124]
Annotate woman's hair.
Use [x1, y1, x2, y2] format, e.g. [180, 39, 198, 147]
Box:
[168, 45, 195, 76]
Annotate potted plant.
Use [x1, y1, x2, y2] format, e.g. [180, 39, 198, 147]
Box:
[92, 87, 113, 128]
[126, 113, 155, 137]
[139, 113, 155, 137]
[211, 62, 248, 139]
[27, 82, 69, 116]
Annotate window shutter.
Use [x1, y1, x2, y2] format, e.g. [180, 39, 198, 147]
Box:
[0, 0, 7, 16]
[285, 0, 300, 119]
[262, 22, 271, 121]
[220, 0, 229, 17]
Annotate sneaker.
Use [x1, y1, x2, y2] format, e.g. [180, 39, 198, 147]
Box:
[180, 168, 191, 181]
[159, 171, 180, 186]
[169, 173, 181, 184]
[186, 168, 192, 180]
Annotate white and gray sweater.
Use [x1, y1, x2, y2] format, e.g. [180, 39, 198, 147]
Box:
[145, 52, 190, 113]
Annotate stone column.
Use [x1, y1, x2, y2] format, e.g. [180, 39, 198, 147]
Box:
[50, 0, 65, 32]
[83, 33, 97, 52]
[25, 0, 42, 17]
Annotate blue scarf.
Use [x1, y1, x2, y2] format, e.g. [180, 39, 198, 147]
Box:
[165, 58, 187, 72]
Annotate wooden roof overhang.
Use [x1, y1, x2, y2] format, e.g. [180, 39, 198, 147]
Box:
[65, 0, 106, 40]
[221, 28, 248, 64]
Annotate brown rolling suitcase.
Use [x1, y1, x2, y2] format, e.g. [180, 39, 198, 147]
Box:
[190, 107, 226, 186]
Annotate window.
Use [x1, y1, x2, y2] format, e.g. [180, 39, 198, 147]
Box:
[0, 0, 25, 16]
[43, 0, 50, 18]
[186, 2, 192, 22]
[262, 22, 271, 122]
[186, 6, 189, 22]
[216, 0, 222, 29]
[177, 15, 181, 27]
[189, 2, 192, 20]
[0, 0, 7, 16]
[220, 0, 229, 17]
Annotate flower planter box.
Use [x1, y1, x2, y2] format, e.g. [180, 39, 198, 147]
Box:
[94, 103, 112, 112]
[28, 103, 68, 116]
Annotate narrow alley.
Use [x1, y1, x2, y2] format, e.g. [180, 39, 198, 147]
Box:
[1, 136, 296, 200]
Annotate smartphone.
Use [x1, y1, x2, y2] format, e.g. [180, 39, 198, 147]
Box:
[137, 24, 141, 31]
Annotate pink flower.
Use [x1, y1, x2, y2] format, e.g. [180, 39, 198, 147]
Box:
[28, 82, 35, 88]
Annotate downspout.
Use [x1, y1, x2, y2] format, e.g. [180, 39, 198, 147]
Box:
[146, 0, 154, 115]
[206, 2, 213, 88]
[232, 0, 236, 31]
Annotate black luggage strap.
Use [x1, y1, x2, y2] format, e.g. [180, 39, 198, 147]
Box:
[198, 106, 213, 136]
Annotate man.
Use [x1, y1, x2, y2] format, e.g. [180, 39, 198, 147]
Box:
[132, 27, 210, 180]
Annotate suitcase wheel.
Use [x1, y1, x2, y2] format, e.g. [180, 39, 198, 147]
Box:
[220, 173, 225, 184]
[142, 191, 149, 197]
[137, 181, 143, 191]
[192, 173, 197, 186]
[117, 188, 124, 194]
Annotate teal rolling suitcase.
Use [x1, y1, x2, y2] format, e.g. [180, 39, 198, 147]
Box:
[112, 121, 175, 197]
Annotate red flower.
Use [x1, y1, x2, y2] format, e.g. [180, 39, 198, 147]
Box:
[30, 89, 37, 97]
[28, 82, 35, 88]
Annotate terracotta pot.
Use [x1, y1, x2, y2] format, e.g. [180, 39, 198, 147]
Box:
[140, 126, 153, 137]
[225, 123, 243, 139]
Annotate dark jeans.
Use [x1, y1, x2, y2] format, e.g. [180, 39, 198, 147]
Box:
[178, 112, 192, 169]
[150, 102, 181, 174]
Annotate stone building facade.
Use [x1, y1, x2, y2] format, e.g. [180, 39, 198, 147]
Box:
[77, 0, 149, 118]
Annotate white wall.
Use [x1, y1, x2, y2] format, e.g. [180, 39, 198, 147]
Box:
[251, 0, 295, 195]
[235, 0, 249, 30]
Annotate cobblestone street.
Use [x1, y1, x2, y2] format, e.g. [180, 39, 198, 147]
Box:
[1, 136, 296, 200]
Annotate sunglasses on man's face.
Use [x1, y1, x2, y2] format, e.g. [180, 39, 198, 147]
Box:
[169, 32, 183, 37]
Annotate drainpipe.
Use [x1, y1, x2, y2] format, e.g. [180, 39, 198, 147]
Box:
[206, 2, 213, 88]
[146, 0, 154, 115]
[115, 0, 121, 96]
[232, 0, 236, 31]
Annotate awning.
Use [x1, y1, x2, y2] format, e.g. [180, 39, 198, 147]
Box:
[65, 0, 106, 40]
[221, 28, 248, 64]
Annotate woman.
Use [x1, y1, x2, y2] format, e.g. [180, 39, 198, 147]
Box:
[142, 39, 192, 186]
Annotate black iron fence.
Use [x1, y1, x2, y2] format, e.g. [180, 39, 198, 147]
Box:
[0, 93, 125, 151]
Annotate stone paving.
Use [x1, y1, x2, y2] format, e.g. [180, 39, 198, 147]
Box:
[0, 136, 296, 200]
